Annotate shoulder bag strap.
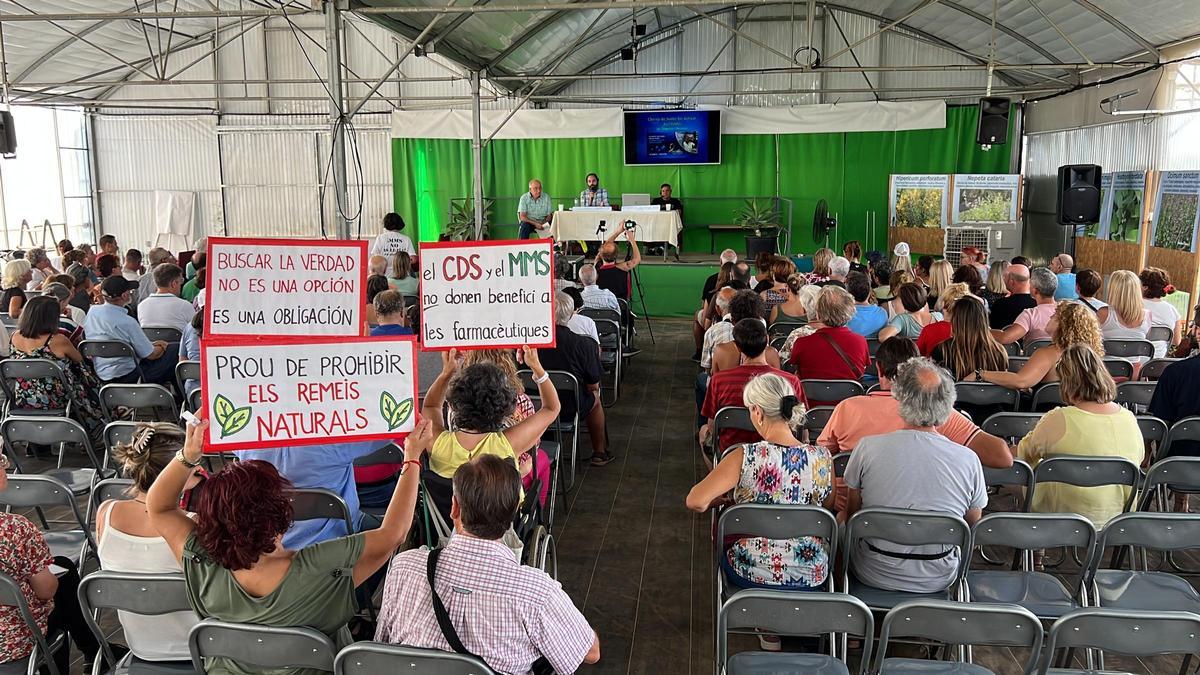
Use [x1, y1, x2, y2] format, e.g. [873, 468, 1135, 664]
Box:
[426, 547, 481, 659]
[817, 331, 864, 380]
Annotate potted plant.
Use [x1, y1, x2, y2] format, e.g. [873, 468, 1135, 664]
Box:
[736, 198, 781, 258]
[444, 198, 494, 241]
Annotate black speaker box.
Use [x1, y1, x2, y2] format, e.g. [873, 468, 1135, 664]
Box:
[0, 111, 15, 158]
[976, 97, 1010, 145]
[1057, 164, 1102, 225]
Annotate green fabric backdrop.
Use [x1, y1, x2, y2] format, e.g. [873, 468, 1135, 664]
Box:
[391, 105, 1011, 253]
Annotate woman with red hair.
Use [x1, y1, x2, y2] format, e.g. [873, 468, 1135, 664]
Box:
[147, 418, 434, 674]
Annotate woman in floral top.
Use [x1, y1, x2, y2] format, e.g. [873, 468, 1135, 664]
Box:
[687, 373, 833, 589]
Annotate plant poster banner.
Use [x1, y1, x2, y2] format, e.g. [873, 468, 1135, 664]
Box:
[952, 174, 1020, 223]
[419, 239, 556, 351]
[1151, 171, 1200, 252]
[1076, 173, 1113, 238]
[1103, 172, 1146, 244]
[206, 237, 367, 338]
[200, 336, 418, 451]
[889, 175, 949, 228]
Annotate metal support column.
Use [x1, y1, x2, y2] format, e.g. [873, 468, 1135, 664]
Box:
[324, 0, 350, 240]
[470, 69, 484, 239]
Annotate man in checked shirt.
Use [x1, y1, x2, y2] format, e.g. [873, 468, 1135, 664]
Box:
[376, 454, 601, 673]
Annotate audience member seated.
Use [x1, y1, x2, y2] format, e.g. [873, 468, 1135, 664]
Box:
[554, 256, 578, 294]
[819, 255, 850, 288]
[41, 282, 84, 340]
[925, 260, 952, 310]
[421, 347, 559, 518]
[693, 255, 737, 359]
[777, 284, 823, 363]
[1075, 268, 1106, 313]
[1097, 270, 1151, 361]
[752, 251, 774, 292]
[700, 319, 803, 453]
[932, 294, 1008, 382]
[389, 251, 419, 295]
[788, 287, 869, 403]
[700, 249, 739, 305]
[184, 238, 205, 280]
[539, 292, 613, 466]
[594, 226, 639, 301]
[820, 338, 1010, 466]
[180, 310, 201, 395]
[376, 454, 600, 674]
[712, 292, 782, 374]
[364, 274, 389, 326]
[988, 263, 1035, 330]
[803, 248, 834, 286]
[579, 263, 620, 314]
[137, 263, 195, 334]
[563, 287, 599, 344]
[699, 287, 737, 371]
[760, 257, 797, 314]
[96, 254, 120, 280]
[844, 240, 867, 274]
[98, 235, 119, 258]
[25, 248, 58, 292]
[98, 423, 201, 660]
[180, 253, 205, 303]
[1149, 327, 1200, 461]
[993, 267, 1058, 346]
[689, 373, 832, 596]
[50, 238, 72, 270]
[882, 269, 915, 319]
[951, 263, 985, 302]
[9, 296, 105, 436]
[122, 248, 144, 281]
[842, 357, 988, 593]
[871, 260, 893, 302]
[66, 263, 94, 314]
[2, 259, 31, 318]
[1141, 266, 1182, 357]
[84, 276, 179, 385]
[371, 212, 416, 257]
[368, 254, 388, 277]
[845, 271, 887, 339]
[1049, 253, 1077, 300]
[960, 246, 988, 278]
[0, 454, 107, 674]
[974, 301, 1103, 391]
[916, 283, 969, 357]
[769, 273, 807, 325]
[147, 419, 431, 672]
[369, 290, 413, 336]
[1017, 344, 1142, 527]
[915, 255, 933, 286]
[137, 249, 176, 304]
[891, 242, 914, 276]
[879, 282, 940, 341]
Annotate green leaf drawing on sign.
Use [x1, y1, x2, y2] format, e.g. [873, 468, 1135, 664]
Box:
[213, 394, 252, 438]
[380, 392, 414, 431]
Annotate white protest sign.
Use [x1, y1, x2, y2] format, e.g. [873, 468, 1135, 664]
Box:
[200, 336, 417, 451]
[419, 239, 556, 350]
[206, 237, 367, 337]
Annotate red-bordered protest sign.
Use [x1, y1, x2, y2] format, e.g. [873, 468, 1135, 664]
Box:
[418, 239, 556, 351]
[199, 335, 418, 452]
[206, 237, 368, 338]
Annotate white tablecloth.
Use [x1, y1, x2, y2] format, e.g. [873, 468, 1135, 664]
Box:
[549, 210, 683, 247]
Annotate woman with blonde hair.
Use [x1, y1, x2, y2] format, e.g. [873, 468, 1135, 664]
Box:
[97, 423, 203, 661]
[389, 251, 419, 295]
[1097, 270, 1150, 351]
[1, 258, 32, 318]
[883, 269, 915, 319]
[980, 260, 1009, 306]
[974, 301, 1104, 390]
[1017, 343, 1143, 527]
[926, 260, 953, 311]
[805, 248, 834, 285]
[916, 282, 970, 357]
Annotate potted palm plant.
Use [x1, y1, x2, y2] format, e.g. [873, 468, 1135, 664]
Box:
[736, 198, 781, 258]
[443, 198, 494, 241]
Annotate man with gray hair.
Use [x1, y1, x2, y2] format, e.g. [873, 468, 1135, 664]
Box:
[819, 255, 850, 288]
[368, 255, 389, 277]
[25, 248, 58, 291]
[536, 290, 612, 466]
[578, 263, 620, 314]
[993, 266, 1058, 346]
[137, 247, 177, 304]
[842, 357, 988, 594]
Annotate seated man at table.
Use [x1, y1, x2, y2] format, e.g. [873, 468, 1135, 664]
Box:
[651, 182, 683, 217]
[519, 178, 554, 240]
[579, 172, 609, 207]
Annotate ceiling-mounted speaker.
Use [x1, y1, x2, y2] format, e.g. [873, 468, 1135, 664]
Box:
[976, 96, 1011, 145]
[620, 46, 635, 61]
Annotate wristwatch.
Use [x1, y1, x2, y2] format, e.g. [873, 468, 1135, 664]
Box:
[175, 449, 201, 468]
[975, 368, 984, 382]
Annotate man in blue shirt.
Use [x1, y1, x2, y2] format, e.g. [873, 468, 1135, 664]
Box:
[845, 271, 888, 338]
[1050, 253, 1078, 300]
[83, 276, 178, 384]
[369, 290, 414, 336]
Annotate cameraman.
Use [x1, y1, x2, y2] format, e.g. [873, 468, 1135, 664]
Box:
[594, 221, 640, 301]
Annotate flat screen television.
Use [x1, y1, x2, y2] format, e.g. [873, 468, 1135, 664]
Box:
[623, 109, 721, 166]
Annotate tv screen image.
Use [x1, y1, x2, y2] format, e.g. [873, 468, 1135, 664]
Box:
[624, 110, 721, 166]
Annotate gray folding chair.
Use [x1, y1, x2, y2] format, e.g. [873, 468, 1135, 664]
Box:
[769, 319, 807, 342]
[843, 508, 972, 611]
[80, 339, 144, 383]
[1030, 383, 1063, 411]
[875, 600, 1042, 674]
[954, 382, 1019, 412]
[715, 504, 838, 602]
[0, 474, 95, 567]
[831, 451, 851, 478]
[981, 412, 1043, 445]
[966, 513, 1095, 620]
[175, 360, 200, 401]
[0, 358, 74, 418]
[0, 571, 67, 675]
[983, 459, 1035, 513]
[1088, 512, 1200, 615]
[1, 416, 107, 495]
[78, 571, 197, 674]
[519, 369, 581, 492]
[1101, 339, 1154, 361]
[142, 326, 183, 344]
[1006, 355, 1029, 373]
[1139, 357, 1179, 381]
[803, 405, 835, 439]
[99, 383, 179, 423]
[1100, 359, 1133, 384]
[801, 379, 864, 405]
[291, 488, 355, 536]
[717, 591, 874, 675]
[189, 619, 337, 673]
[1163, 415, 1200, 463]
[1004, 341, 1023, 357]
[593, 317, 622, 407]
[86, 477, 134, 535]
[1135, 415, 1169, 463]
[710, 406, 754, 460]
[1146, 325, 1174, 344]
[1114, 381, 1155, 411]
[1024, 338, 1053, 356]
[335, 642, 496, 675]
[1040, 607, 1200, 675]
[867, 337, 881, 357]
[1033, 456, 1142, 517]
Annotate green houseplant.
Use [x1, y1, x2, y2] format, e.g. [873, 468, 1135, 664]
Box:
[736, 198, 781, 258]
[444, 198, 494, 241]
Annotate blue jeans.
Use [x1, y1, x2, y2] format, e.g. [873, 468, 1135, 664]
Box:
[695, 371, 709, 425]
[518, 222, 536, 239]
[107, 343, 180, 385]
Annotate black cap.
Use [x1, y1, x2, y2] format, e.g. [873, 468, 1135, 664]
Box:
[100, 275, 136, 298]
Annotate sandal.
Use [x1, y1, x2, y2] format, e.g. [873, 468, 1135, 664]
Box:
[590, 452, 615, 467]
